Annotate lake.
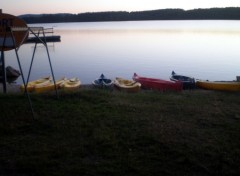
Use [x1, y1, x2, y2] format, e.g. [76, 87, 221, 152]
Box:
[3, 20, 240, 84]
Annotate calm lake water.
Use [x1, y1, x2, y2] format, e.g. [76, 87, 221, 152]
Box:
[4, 20, 240, 84]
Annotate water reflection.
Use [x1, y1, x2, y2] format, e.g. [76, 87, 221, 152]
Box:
[4, 20, 240, 84]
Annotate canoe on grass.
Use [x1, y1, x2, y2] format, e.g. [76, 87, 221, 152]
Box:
[170, 71, 196, 89]
[60, 77, 81, 90]
[20, 76, 51, 92]
[196, 80, 240, 91]
[114, 77, 141, 93]
[92, 74, 113, 88]
[133, 73, 182, 92]
[34, 77, 66, 93]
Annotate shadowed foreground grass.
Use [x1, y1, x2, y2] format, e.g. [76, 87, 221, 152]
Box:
[0, 89, 240, 175]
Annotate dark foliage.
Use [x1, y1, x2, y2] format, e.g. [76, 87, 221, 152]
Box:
[19, 7, 240, 24]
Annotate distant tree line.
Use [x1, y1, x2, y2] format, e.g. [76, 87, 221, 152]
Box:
[19, 7, 240, 24]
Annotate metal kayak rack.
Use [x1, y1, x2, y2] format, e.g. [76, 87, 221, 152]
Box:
[1, 10, 58, 119]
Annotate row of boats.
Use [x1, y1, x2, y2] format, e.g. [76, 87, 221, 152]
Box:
[92, 72, 189, 92]
[17, 71, 240, 93]
[2, 65, 239, 92]
[93, 72, 240, 92]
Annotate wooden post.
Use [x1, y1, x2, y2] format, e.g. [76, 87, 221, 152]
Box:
[0, 9, 2, 14]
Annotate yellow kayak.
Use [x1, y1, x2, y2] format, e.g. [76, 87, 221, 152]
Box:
[196, 80, 240, 91]
[34, 77, 66, 93]
[20, 76, 51, 92]
[60, 78, 81, 90]
[114, 77, 141, 93]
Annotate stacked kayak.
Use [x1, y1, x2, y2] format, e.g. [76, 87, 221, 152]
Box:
[34, 77, 66, 93]
[92, 74, 113, 88]
[133, 73, 182, 91]
[196, 80, 240, 91]
[170, 71, 195, 89]
[114, 77, 141, 93]
[60, 77, 81, 90]
[20, 76, 52, 92]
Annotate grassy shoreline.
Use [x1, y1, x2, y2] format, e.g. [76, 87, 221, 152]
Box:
[1, 88, 240, 175]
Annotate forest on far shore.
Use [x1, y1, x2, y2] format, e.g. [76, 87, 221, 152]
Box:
[20, 7, 240, 24]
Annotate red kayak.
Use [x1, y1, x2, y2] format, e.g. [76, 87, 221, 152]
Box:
[132, 73, 183, 91]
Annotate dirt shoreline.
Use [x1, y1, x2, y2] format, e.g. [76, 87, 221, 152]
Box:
[0, 83, 210, 94]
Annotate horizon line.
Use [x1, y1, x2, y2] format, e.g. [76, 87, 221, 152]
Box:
[17, 6, 240, 16]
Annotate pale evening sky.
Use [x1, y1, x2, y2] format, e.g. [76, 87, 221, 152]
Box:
[1, 0, 240, 16]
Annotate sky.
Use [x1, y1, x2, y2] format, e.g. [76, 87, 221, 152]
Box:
[1, 0, 240, 16]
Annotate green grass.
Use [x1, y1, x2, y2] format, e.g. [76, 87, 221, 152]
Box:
[0, 89, 240, 175]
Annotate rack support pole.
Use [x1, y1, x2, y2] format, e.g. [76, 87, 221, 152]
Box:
[1, 50, 7, 93]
